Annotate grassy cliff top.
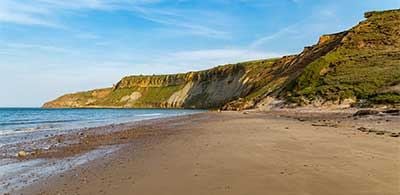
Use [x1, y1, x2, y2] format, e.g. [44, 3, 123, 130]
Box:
[287, 8, 400, 105]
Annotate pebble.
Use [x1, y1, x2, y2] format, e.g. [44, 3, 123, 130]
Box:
[357, 127, 368, 132]
[375, 131, 385, 135]
[16, 150, 28, 158]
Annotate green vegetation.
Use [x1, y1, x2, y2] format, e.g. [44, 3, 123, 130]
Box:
[136, 85, 184, 105]
[371, 93, 400, 104]
[288, 9, 400, 104]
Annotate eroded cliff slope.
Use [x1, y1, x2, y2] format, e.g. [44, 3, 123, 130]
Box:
[43, 9, 400, 109]
[43, 59, 279, 108]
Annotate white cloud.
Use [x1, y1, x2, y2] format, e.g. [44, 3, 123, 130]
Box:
[0, 0, 57, 27]
[170, 49, 278, 62]
[250, 23, 301, 48]
[5, 43, 76, 54]
[75, 32, 100, 40]
[0, 0, 229, 38]
[0, 0, 160, 27]
[128, 6, 231, 38]
[128, 48, 284, 74]
[249, 6, 340, 49]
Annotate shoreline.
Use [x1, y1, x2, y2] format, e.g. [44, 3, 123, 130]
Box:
[0, 112, 206, 193]
[2, 109, 399, 194]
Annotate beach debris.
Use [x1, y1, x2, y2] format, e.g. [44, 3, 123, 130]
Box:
[56, 136, 64, 143]
[353, 109, 380, 117]
[356, 127, 399, 137]
[375, 131, 385, 135]
[357, 127, 369, 132]
[16, 150, 28, 158]
[311, 122, 338, 128]
[382, 109, 400, 116]
[30, 149, 42, 156]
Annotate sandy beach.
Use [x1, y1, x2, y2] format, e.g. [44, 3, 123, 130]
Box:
[8, 110, 400, 194]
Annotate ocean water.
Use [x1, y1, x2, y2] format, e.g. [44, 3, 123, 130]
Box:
[0, 108, 202, 146]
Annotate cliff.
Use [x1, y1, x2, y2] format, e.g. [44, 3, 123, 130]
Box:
[284, 9, 400, 107]
[43, 9, 400, 109]
[43, 59, 278, 109]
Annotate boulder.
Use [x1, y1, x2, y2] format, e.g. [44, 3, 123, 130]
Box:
[353, 109, 380, 116]
[389, 133, 399, 137]
[383, 109, 400, 115]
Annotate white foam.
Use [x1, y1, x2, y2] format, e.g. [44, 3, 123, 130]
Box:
[0, 145, 120, 194]
[136, 113, 163, 117]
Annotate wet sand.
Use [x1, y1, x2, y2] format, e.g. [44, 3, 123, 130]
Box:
[13, 111, 400, 194]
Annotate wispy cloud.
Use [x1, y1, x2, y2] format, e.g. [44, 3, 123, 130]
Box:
[250, 6, 339, 49]
[128, 48, 283, 73]
[0, 0, 58, 27]
[249, 22, 302, 48]
[130, 6, 230, 38]
[169, 49, 279, 63]
[0, 0, 229, 38]
[75, 32, 100, 40]
[0, 0, 163, 27]
[4, 42, 76, 54]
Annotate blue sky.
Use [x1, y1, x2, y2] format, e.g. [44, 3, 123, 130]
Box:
[0, 0, 399, 107]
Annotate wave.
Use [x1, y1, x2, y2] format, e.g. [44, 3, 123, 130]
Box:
[135, 113, 163, 117]
[0, 119, 80, 126]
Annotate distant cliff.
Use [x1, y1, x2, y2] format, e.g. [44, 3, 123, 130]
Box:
[44, 9, 400, 109]
[43, 59, 278, 109]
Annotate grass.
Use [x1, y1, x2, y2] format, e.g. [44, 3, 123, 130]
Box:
[371, 93, 400, 104]
[288, 9, 400, 104]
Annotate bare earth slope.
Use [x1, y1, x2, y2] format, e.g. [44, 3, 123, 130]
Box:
[43, 9, 400, 109]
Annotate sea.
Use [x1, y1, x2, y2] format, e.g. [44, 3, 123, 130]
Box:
[0, 108, 203, 193]
[0, 108, 202, 147]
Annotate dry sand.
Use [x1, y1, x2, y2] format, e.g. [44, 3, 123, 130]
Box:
[15, 111, 400, 195]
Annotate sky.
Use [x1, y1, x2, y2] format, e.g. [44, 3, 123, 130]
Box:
[0, 0, 399, 107]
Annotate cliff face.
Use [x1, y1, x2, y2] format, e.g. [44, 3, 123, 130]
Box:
[284, 9, 400, 107]
[43, 61, 278, 109]
[43, 9, 400, 109]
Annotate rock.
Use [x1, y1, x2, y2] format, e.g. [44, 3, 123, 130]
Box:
[383, 109, 400, 115]
[16, 151, 28, 158]
[312, 123, 326, 127]
[389, 133, 399, 137]
[353, 109, 380, 117]
[375, 131, 385, 135]
[357, 127, 368, 132]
